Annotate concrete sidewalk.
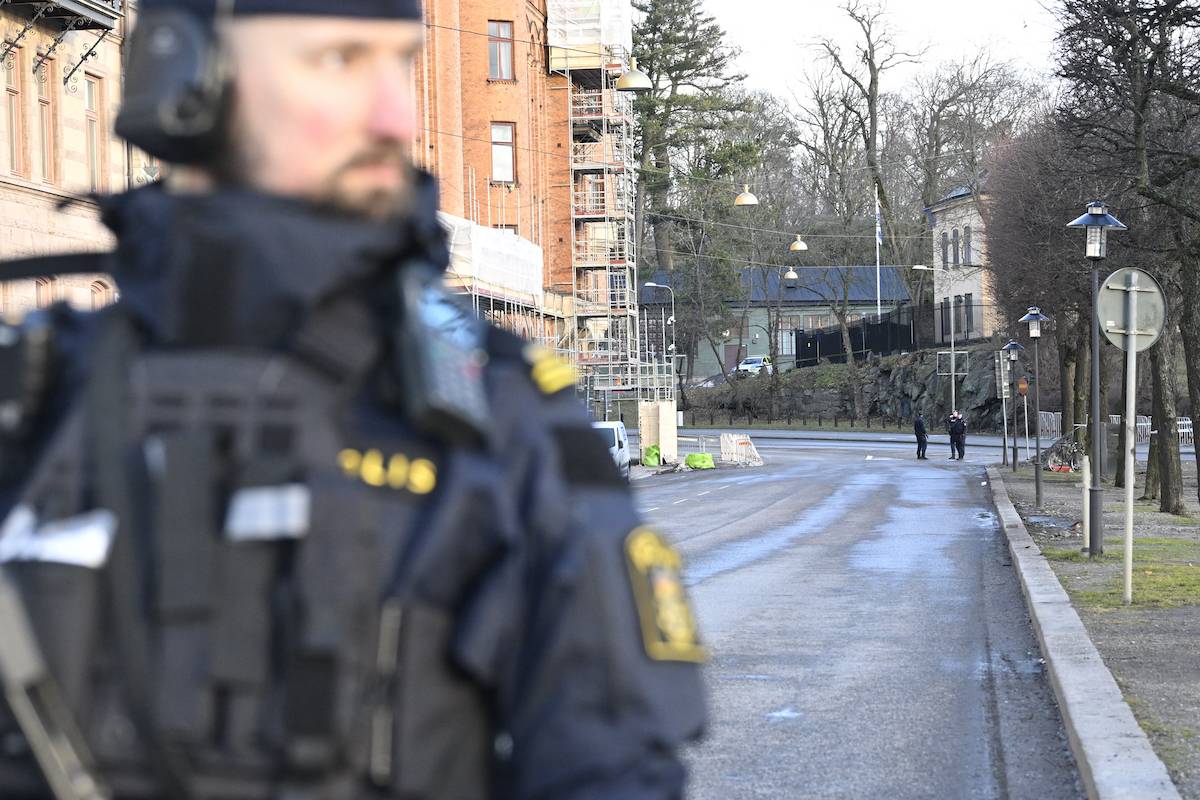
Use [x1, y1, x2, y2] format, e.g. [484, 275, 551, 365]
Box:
[986, 466, 1180, 800]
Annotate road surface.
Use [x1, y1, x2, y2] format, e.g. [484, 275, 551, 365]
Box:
[635, 447, 1082, 799]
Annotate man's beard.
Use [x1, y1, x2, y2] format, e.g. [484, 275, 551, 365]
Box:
[215, 138, 416, 221]
[317, 144, 417, 221]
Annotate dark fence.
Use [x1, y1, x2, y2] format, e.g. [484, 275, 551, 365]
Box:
[792, 304, 918, 367]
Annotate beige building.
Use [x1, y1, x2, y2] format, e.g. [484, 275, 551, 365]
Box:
[1, 0, 156, 315]
[926, 186, 1000, 344]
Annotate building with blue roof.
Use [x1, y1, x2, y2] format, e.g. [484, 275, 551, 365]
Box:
[641, 265, 912, 380]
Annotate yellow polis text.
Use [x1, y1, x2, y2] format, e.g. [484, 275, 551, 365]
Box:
[338, 449, 438, 495]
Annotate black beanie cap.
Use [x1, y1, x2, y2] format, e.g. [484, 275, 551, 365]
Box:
[139, 0, 423, 20]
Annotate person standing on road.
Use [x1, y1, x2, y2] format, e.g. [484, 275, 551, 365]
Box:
[914, 412, 929, 459]
[0, 1, 707, 797]
[945, 411, 958, 459]
[951, 411, 968, 460]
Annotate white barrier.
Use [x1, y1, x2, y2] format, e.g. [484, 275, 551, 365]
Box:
[1039, 411, 1062, 441]
[1051, 412, 1190, 443]
[720, 433, 763, 467]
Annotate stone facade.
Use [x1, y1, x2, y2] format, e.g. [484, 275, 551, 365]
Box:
[0, 2, 152, 316]
[927, 187, 1000, 343]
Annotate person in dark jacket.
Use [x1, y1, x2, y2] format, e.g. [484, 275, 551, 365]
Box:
[0, 2, 706, 798]
[950, 411, 968, 460]
[914, 413, 929, 459]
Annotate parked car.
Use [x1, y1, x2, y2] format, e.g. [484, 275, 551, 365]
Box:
[735, 356, 774, 376]
[591, 420, 631, 480]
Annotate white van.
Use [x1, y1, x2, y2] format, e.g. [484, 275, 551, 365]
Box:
[591, 420, 631, 480]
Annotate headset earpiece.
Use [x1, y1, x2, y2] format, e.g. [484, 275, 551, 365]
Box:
[115, 8, 230, 166]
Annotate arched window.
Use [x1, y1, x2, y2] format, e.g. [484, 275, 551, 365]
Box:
[951, 228, 960, 266]
[940, 231, 949, 268]
[34, 277, 55, 308]
[963, 225, 973, 265]
[90, 280, 113, 310]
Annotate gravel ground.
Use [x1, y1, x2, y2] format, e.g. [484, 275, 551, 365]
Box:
[999, 463, 1200, 799]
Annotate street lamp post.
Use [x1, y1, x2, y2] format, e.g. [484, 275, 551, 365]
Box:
[1002, 340, 1025, 472]
[1067, 202, 1127, 557]
[1021, 307, 1051, 508]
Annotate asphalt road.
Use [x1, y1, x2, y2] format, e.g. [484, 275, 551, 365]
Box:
[635, 448, 1083, 799]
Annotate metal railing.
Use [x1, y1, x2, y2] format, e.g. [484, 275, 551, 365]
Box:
[1090, 414, 1194, 445]
[574, 286, 635, 310]
[575, 239, 632, 264]
[571, 186, 631, 217]
[1039, 411, 1062, 442]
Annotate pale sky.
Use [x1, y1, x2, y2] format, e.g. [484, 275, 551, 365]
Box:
[701, 0, 1060, 104]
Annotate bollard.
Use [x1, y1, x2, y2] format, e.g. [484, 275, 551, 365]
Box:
[1081, 455, 1091, 552]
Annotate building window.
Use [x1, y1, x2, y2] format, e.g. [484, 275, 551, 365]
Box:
[6, 50, 27, 176]
[34, 278, 55, 308]
[940, 297, 950, 340]
[490, 122, 514, 183]
[964, 292, 974, 335]
[90, 280, 114, 310]
[36, 61, 56, 184]
[963, 225, 973, 265]
[85, 75, 104, 191]
[951, 228, 960, 266]
[940, 231, 949, 268]
[488, 21, 514, 80]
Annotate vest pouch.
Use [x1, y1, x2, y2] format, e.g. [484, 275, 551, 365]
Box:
[393, 602, 490, 800]
[285, 477, 383, 778]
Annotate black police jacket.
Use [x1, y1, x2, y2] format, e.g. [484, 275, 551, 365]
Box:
[0, 174, 707, 800]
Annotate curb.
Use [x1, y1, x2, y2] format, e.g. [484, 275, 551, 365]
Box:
[985, 466, 1180, 800]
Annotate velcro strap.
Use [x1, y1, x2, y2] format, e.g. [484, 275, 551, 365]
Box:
[153, 432, 218, 618]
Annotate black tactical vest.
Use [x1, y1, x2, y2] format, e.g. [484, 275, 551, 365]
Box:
[1, 268, 510, 800]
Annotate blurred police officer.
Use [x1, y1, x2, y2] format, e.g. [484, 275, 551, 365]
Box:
[0, 1, 706, 798]
[913, 413, 928, 460]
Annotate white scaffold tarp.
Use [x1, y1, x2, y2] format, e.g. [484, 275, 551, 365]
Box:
[547, 0, 633, 53]
[439, 213, 544, 308]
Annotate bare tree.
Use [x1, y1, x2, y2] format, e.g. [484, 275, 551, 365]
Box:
[817, 1, 924, 267]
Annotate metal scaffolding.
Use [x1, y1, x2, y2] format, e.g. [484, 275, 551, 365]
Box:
[551, 42, 672, 406]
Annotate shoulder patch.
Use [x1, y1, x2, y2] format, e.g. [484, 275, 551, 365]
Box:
[625, 527, 706, 664]
[523, 344, 577, 396]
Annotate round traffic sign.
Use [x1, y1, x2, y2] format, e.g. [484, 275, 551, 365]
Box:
[1018, 377, 1028, 396]
[1097, 268, 1167, 353]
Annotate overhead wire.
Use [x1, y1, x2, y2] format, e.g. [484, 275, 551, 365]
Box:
[418, 19, 1001, 247]
[417, 18, 1014, 187]
[422, 125, 955, 244]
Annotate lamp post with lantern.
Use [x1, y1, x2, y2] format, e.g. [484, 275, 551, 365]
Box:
[1067, 201, 1127, 556]
[1020, 307, 1051, 508]
[1002, 340, 1025, 472]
